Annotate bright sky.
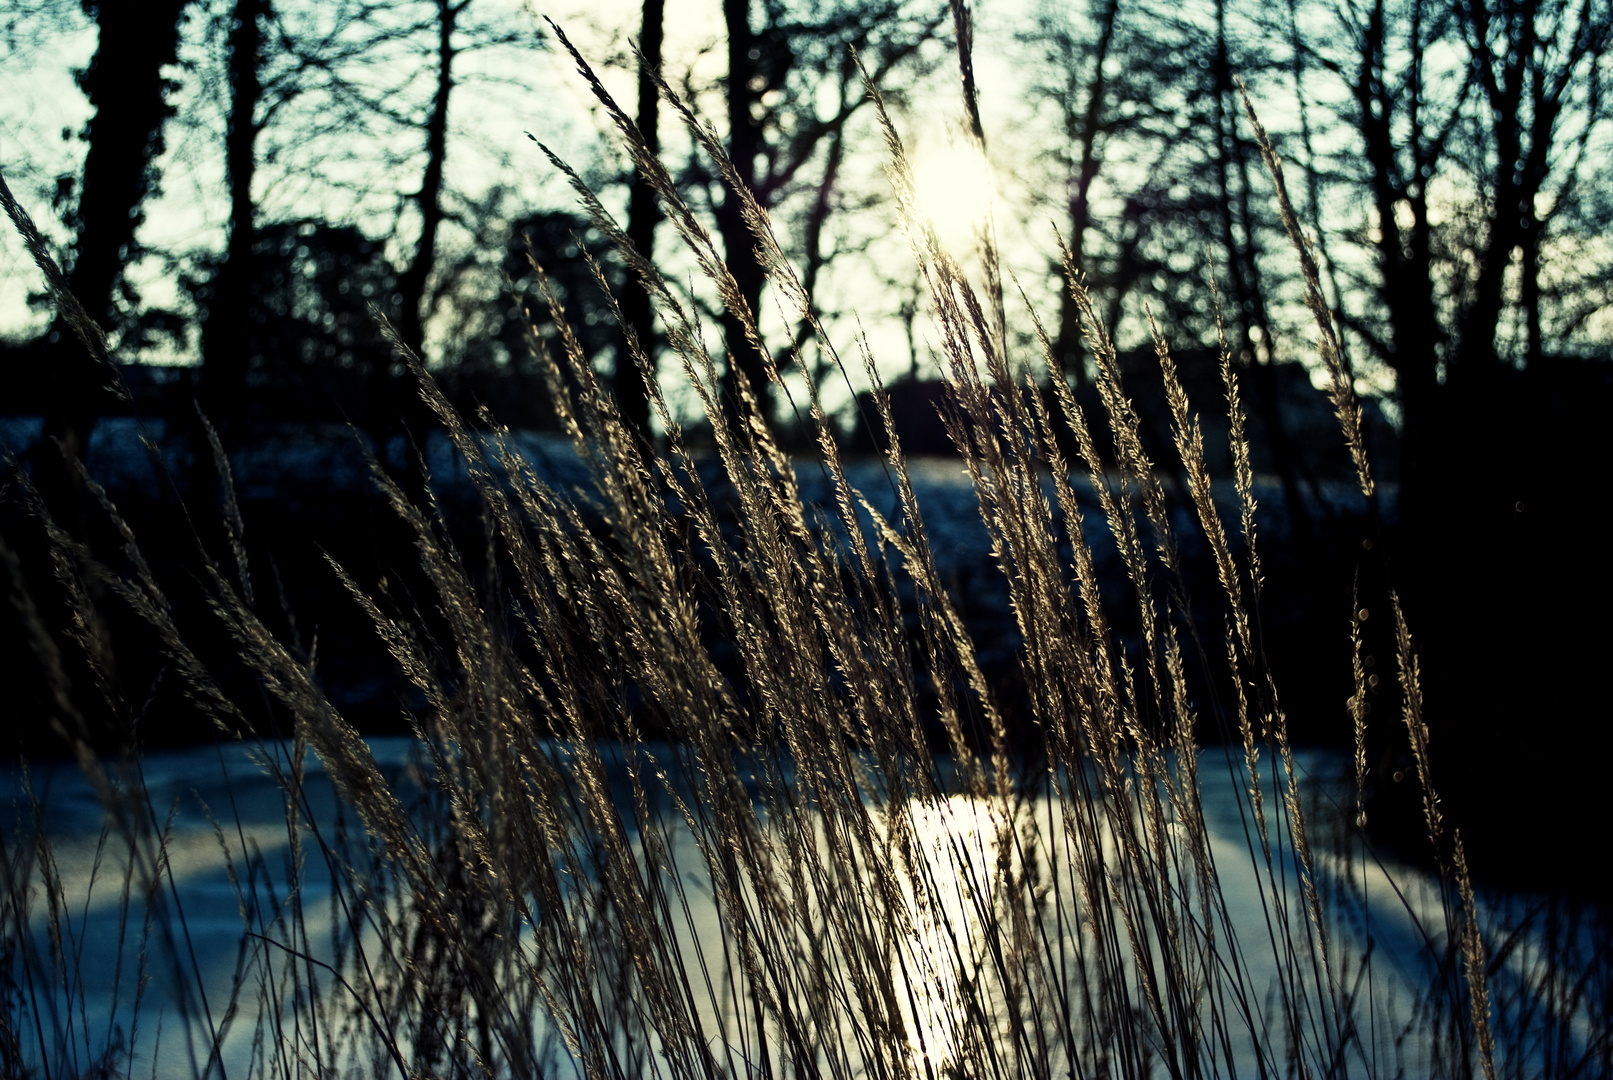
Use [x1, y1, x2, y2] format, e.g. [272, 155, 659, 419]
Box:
[8, 0, 1604, 427]
[0, 0, 1035, 423]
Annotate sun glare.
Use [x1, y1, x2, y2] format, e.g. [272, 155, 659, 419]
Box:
[910, 141, 997, 253]
[890, 794, 1020, 1077]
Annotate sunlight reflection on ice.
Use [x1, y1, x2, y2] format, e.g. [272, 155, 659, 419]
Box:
[3, 741, 1600, 1079]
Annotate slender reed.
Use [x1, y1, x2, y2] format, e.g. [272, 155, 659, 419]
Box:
[2, 18, 1604, 1080]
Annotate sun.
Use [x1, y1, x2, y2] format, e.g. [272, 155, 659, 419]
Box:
[909, 141, 997, 254]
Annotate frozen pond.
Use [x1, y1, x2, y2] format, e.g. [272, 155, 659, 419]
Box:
[6, 737, 1601, 1079]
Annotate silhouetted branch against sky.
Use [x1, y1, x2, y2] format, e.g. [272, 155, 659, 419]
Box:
[0, 0, 1607, 428]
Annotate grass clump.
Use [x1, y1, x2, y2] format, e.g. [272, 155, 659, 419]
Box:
[3, 14, 1611, 1080]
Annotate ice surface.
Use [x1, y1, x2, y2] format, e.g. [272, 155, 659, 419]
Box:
[7, 740, 1574, 1079]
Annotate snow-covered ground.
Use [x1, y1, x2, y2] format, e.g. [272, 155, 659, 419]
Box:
[7, 417, 1587, 1079]
[0, 415, 1385, 550]
[5, 739, 1592, 1079]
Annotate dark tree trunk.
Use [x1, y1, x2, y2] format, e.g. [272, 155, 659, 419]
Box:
[716, 0, 771, 435]
[790, 117, 844, 390]
[38, 0, 189, 522]
[1521, 217, 1542, 371]
[1051, 0, 1119, 389]
[395, 0, 459, 364]
[614, 0, 665, 451]
[378, 0, 460, 498]
[200, 0, 267, 440]
[701, 0, 938, 438]
[1348, 0, 1448, 595]
[1212, 0, 1312, 543]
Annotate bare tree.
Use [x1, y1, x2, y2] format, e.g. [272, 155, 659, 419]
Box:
[1449, 0, 1612, 376]
[706, 0, 943, 433]
[394, 0, 470, 364]
[614, 0, 665, 449]
[1022, 0, 1124, 387]
[1290, 0, 1613, 880]
[36, 0, 192, 519]
[199, 0, 269, 438]
[1302, 0, 1610, 556]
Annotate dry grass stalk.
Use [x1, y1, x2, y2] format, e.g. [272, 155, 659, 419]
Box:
[1349, 582, 1370, 830]
[1234, 80, 1373, 503]
[3, 23, 1591, 1080]
[1454, 831, 1498, 1080]
[0, 172, 125, 398]
[1391, 592, 1441, 850]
